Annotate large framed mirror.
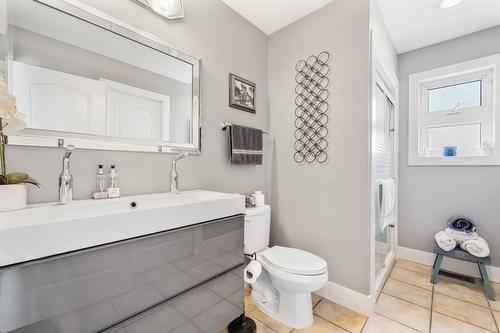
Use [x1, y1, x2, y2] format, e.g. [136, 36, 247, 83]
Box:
[2, 0, 201, 153]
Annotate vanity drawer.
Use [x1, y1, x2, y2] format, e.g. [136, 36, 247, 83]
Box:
[0, 215, 244, 333]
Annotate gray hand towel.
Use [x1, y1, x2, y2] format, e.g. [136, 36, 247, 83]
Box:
[229, 125, 263, 165]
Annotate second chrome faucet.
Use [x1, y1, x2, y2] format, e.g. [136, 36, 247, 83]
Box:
[59, 145, 75, 205]
[58, 147, 188, 203]
[170, 152, 188, 194]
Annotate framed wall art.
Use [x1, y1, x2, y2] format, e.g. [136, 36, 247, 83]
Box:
[229, 73, 256, 113]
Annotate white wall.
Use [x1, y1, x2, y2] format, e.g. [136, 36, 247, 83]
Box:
[370, 0, 397, 76]
[369, 0, 398, 295]
[5, 0, 271, 203]
[268, 0, 372, 294]
[398, 25, 500, 266]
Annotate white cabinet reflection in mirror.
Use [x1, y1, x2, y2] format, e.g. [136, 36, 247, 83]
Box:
[102, 79, 170, 141]
[10, 61, 106, 136]
[10, 61, 171, 142]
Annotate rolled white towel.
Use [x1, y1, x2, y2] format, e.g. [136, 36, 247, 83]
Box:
[445, 228, 478, 245]
[461, 237, 490, 258]
[434, 231, 457, 251]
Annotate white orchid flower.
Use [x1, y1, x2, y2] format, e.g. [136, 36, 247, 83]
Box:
[1, 117, 26, 135]
[0, 80, 7, 94]
[0, 95, 17, 117]
[0, 78, 26, 135]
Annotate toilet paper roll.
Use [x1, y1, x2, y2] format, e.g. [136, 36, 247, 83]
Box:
[244, 260, 262, 284]
[255, 194, 265, 207]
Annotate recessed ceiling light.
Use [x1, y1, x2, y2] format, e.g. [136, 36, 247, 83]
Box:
[142, 0, 184, 19]
[439, 0, 465, 9]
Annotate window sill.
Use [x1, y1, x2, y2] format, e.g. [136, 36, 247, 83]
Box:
[409, 154, 500, 166]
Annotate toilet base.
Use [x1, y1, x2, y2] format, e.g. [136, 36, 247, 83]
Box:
[251, 287, 314, 329]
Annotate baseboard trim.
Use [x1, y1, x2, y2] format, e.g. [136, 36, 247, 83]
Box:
[316, 281, 372, 316]
[398, 246, 500, 283]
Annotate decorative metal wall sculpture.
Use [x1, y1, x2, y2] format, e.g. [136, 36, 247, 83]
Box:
[294, 51, 330, 164]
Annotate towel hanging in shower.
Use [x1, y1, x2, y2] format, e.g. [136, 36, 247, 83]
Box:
[379, 178, 396, 232]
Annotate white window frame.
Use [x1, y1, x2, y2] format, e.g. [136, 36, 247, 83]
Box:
[409, 54, 500, 165]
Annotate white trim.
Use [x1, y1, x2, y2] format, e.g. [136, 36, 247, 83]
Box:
[7, 134, 197, 154]
[0, 60, 5, 79]
[0, 0, 6, 36]
[369, 47, 399, 297]
[374, 251, 395, 297]
[316, 281, 373, 316]
[398, 246, 500, 283]
[409, 53, 500, 165]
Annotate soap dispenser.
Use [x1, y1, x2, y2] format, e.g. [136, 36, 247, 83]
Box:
[92, 165, 107, 200]
[107, 165, 121, 198]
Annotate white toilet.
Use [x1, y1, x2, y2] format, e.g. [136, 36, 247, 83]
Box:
[244, 205, 328, 329]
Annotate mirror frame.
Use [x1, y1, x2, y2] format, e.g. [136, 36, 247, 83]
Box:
[5, 0, 201, 154]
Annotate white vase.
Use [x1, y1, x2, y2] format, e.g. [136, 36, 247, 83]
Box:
[0, 184, 27, 212]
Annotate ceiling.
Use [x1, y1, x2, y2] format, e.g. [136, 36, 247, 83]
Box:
[220, 0, 334, 35]
[377, 0, 500, 54]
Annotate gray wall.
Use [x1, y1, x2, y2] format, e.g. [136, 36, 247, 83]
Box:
[5, 0, 271, 203]
[268, 0, 372, 294]
[398, 25, 500, 266]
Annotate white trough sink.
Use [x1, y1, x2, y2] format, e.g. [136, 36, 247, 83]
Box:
[0, 190, 245, 267]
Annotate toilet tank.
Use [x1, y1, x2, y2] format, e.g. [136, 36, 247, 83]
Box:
[244, 205, 271, 254]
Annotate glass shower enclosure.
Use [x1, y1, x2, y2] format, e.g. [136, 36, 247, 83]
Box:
[373, 81, 396, 281]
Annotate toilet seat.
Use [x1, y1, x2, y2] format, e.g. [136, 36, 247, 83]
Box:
[261, 246, 327, 276]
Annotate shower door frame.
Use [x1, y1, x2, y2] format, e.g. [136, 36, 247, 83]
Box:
[369, 56, 399, 304]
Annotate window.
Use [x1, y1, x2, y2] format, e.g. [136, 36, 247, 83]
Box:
[409, 54, 500, 165]
[428, 80, 482, 113]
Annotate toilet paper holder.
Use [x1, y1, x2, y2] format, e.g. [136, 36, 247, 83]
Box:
[244, 252, 257, 260]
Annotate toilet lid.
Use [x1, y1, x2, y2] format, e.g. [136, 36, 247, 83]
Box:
[262, 246, 327, 276]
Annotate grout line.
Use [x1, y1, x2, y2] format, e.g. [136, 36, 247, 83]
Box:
[392, 265, 433, 276]
[482, 282, 500, 333]
[334, 322, 353, 333]
[249, 313, 281, 333]
[389, 277, 431, 292]
[429, 282, 434, 333]
[389, 275, 433, 293]
[313, 297, 323, 310]
[379, 291, 431, 311]
[433, 290, 491, 309]
[359, 317, 369, 333]
[382, 286, 494, 332]
[379, 292, 432, 314]
[367, 263, 430, 332]
[374, 312, 428, 333]
[392, 265, 490, 309]
[432, 308, 498, 333]
[393, 262, 433, 274]
[313, 296, 369, 333]
[375, 272, 392, 304]
[313, 312, 355, 333]
[396, 260, 497, 332]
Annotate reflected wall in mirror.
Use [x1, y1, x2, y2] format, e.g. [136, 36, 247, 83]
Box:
[4, 0, 200, 153]
[0, 0, 6, 78]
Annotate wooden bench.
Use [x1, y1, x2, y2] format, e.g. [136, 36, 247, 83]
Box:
[431, 241, 495, 301]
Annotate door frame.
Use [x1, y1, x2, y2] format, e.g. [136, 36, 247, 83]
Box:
[369, 53, 400, 306]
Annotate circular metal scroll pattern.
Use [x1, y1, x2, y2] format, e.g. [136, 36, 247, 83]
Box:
[294, 51, 330, 164]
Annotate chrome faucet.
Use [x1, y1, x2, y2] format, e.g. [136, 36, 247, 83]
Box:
[170, 152, 188, 194]
[59, 145, 75, 204]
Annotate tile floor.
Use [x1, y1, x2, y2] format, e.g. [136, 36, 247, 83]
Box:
[238, 259, 500, 333]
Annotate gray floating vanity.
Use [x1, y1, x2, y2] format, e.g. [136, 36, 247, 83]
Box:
[0, 191, 246, 333]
